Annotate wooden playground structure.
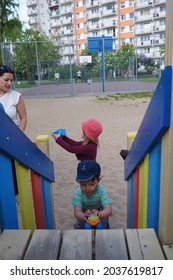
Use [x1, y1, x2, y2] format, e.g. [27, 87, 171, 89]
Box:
[1, 0, 173, 260]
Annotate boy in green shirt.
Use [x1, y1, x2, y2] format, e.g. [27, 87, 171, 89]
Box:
[71, 160, 112, 229]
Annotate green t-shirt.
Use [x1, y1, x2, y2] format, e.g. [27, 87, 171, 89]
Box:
[71, 184, 111, 211]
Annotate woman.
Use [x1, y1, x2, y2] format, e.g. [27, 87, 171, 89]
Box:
[0, 64, 27, 130]
[0, 64, 27, 197]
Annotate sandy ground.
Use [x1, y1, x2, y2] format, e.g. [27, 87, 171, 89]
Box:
[24, 95, 150, 230]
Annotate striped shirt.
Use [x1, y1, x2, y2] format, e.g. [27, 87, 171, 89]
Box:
[71, 184, 111, 211]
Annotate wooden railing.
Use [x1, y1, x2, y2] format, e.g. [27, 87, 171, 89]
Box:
[124, 66, 173, 244]
[0, 106, 55, 232]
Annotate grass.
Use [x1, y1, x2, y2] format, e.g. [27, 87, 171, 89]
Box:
[96, 91, 153, 101]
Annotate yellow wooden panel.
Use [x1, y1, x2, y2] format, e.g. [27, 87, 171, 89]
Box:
[14, 160, 35, 231]
[138, 155, 149, 228]
[127, 132, 137, 149]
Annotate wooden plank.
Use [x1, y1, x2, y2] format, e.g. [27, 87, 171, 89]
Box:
[30, 170, 46, 229]
[0, 108, 54, 182]
[60, 230, 92, 260]
[133, 167, 139, 228]
[147, 142, 161, 234]
[0, 230, 31, 260]
[125, 66, 172, 180]
[138, 155, 148, 228]
[126, 228, 165, 260]
[15, 161, 35, 231]
[127, 175, 134, 228]
[24, 230, 61, 260]
[159, 0, 173, 245]
[0, 153, 19, 230]
[162, 245, 173, 260]
[95, 229, 128, 260]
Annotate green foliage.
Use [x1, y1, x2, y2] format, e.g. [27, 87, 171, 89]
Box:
[114, 43, 136, 75]
[0, 0, 21, 42]
[13, 29, 61, 80]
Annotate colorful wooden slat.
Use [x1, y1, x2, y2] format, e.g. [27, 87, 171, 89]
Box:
[133, 167, 140, 228]
[36, 135, 55, 229]
[0, 109, 54, 182]
[127, 175, 134, 228]
[41, 178, 54, 229]
[14, 161, 35, 231]
[0, 154, 18, 230]
[138, 155, 149, 228]
[147, 141, 161, 235]
[30, 170, 46, 229]
[125, 66, 172, 180]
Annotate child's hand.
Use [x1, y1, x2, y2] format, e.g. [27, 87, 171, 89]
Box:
[91, 209, 100, 217]
[84, 209, 92, 217]
[52, 133, 60, 141]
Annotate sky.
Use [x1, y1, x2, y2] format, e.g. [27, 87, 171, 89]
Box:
[18, 0, 28, 22]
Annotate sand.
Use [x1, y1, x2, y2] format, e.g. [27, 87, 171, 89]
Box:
[24, 95, 150, 230]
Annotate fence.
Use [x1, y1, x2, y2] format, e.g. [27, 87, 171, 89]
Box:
[124, 66, 173, 244]
[0, 105, 55, 232]
[0, 41, 160, 97]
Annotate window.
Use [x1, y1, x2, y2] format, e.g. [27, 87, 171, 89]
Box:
[121, 14, 126, 20]
[121, 2, 125, 8]
[129, 13, 134, 19]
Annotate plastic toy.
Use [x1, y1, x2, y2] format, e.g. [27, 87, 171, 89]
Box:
[87, 215, 100, 226]
[85, 215, 102, 229]
[52, 128, 66, 137]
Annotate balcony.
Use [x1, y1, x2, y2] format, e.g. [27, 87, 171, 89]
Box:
[26, 0, 37, 7]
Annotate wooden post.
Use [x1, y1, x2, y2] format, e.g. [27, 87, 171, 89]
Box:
[36, 135, 55, 229]
[159, 0, 173, 244]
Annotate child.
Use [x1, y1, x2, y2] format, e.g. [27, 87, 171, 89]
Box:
[71, 160, 112, 229]
[52, 119, 103, 161]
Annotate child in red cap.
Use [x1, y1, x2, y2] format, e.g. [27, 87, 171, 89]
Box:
[52, 119, 102, 161]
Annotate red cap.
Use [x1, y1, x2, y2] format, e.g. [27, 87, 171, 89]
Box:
[82, 119, 103, 141]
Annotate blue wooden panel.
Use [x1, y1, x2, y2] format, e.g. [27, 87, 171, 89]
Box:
[0, 153, 18, 230]
[41, 178, 54, 229]
[88, 36, 113, 52]
[0, 107, 54, 182]
[147, 141, 161, 235]
[127, 175, 134, 228]
[125, 66, 172, 180]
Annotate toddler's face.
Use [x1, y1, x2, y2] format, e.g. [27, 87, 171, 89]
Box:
[79, 178, 98, 197]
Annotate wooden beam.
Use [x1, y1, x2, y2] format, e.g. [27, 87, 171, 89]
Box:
[159, 0, 173, 244]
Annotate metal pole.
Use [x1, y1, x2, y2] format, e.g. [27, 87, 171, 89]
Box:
[35, 41, 40, 97]
[101, 37, 105, 92]
[69, 41, 75, 97]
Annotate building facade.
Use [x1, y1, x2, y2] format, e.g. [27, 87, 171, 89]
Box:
[26, 0, 166, 66]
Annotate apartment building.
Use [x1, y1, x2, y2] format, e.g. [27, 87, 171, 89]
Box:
[26, 0, 166, 66]
[27, 0, 50, 36]
[134, 0, 166, 67]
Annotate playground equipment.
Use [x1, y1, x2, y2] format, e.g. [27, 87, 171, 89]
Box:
[0, 106, 55, 231]
[124, 66, 173, 244]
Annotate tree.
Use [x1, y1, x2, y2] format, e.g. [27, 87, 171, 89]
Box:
[138, 53, 156, 74]
[114, 43, 136, 76]
[0, 0, 22, 42]
[13, 29, 61, 81]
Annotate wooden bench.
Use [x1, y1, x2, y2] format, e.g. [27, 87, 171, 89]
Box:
[0, 228, 172, 260]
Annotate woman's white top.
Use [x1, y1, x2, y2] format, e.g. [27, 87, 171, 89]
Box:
[0, 89, 21, 126]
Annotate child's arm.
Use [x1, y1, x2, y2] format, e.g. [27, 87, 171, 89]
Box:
[92, 204, 112, 219]
[74, 206, 91, 221]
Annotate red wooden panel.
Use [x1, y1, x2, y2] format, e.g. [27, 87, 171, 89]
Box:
[30, 170, 45, 229]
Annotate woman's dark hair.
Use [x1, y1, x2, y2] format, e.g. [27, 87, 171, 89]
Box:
[0, 65, 14, 76]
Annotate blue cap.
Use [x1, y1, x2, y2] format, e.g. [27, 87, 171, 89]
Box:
[76, 160, 101, 182]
